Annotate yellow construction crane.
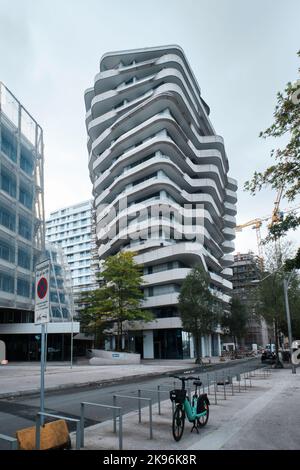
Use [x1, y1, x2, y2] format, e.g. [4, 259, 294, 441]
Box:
[235, 217, 268, 259]
[236, 203, 300, 260]
[269, 186, 284, 228]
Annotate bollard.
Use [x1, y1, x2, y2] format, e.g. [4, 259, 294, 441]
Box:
[237, 373, 241, 393]
[149, 401, 153, 440]
[207, 373, 210, 394]
[223, 372, 226, 400]
[157, 385, 161, 415]
[113, 395, 117, 433]
[214, 379, 217, 405]
[80, 403, 85, 447]
[138, 389, 141, 423]
[119, 413, 123, 450]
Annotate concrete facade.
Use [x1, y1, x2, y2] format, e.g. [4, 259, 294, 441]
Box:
[85, 46, 237, 359]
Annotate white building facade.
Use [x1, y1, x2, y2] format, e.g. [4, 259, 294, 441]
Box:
[46, 200, 97, 294]
[85, 45, 237, 359]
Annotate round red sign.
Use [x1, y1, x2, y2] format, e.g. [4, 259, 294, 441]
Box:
[37, 277, 48, 299]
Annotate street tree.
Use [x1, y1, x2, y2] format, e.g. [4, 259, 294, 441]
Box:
[245, 50, 300, 238]
[77, 288, 109, 349]
[221, 297, 249, 353]
[79, 251, 152, 351]
[178, 265, 220, 364]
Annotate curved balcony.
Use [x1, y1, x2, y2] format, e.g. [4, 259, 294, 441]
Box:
[85, 45, 237, 318]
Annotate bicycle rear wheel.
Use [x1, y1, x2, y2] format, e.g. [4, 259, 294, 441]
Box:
[172, 404, 185, 441]
[197, 403, 209, 427]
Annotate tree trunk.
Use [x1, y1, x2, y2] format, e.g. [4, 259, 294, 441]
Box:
[194, 334, 202, 364]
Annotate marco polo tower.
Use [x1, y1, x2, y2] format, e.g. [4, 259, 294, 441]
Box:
[85, 46, 237, 359]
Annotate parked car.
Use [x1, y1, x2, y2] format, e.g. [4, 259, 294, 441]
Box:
[261, 350, 276, 364]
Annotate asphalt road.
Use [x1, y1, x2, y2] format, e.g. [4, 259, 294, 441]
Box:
[0, 357, 261, 449]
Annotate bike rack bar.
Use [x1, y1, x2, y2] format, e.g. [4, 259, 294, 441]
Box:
[113, 394, 153, 439]
[0, 434, 18, 450]
[80, 402, 122, 450]
[137, 387, 170, 415]
[36, 412, 81, 450]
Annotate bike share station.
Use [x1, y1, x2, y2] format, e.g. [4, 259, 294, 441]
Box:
[72, 362, 273, 450]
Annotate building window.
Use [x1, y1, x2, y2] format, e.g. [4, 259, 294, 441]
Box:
[1, 124, 17, 162]
[20, 145, 34, 176]
[19, 184, 33, 209]
[0, 206, 15, 232]
[0, 272, 14, 293]
[18, 248, 31, 269]
[1, 167, 16, 197]
[18, 216, 32, 240]
[0, 239, 15, 263]
[17, 278, 30, 297]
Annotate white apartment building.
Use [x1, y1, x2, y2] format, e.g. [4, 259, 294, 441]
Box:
[84, 45, 237, 359]
[46, 200, 97, 295]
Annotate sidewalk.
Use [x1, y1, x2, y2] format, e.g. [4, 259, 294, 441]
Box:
[72, 368, 300, 450]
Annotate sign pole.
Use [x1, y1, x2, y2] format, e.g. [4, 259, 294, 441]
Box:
[44, 323, 48, 372]
[35, 259, 51, 429]
[40, 323, 46, 425]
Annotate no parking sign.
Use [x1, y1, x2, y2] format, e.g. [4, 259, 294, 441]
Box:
[35, 259, 50, 324]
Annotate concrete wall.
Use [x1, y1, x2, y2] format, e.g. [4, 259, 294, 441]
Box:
[89, 349, 141, 365]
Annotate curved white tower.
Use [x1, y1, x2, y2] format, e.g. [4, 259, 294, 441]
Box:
[85, 45, 237, 359]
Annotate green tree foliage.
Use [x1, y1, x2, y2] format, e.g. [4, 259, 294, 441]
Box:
[78, 252, 152, 351]
[245, 51, 300, 237]
[178, 265, 220, 363]
[255, 270, 300, 358]
[221, 297, 249, 351]
[284, 247, 300, 271]
[77, 288, 108, 349]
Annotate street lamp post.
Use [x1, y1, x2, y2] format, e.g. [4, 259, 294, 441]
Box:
[283, 270, 296, 374]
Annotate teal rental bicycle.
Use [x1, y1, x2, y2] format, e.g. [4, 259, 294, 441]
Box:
[170, 375, 210, 441]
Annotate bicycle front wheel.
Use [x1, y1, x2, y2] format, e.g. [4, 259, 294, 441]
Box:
[172, 405, 185, 441]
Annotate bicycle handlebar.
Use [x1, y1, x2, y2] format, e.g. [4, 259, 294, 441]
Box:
[170, 375, 199, 381]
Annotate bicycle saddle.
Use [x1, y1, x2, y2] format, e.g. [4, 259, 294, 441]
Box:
[193, 380, 202, 386]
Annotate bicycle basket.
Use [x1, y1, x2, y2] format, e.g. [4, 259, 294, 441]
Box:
[170, 389, 186, 404]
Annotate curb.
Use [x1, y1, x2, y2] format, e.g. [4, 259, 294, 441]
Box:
[0, 357, 259, 400]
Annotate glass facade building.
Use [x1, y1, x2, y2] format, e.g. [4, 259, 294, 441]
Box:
[0, 83, 79, 360]
[0, 82, 44, 313]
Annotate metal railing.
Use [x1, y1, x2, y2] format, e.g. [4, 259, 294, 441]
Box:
[113, 394, 153, 439]
[36, 412, 81, 450]
[80, 402, 123, 450]
[0, 434, 18, 450]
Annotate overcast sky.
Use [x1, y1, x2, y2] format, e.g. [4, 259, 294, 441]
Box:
[1, 0, 299, 255]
